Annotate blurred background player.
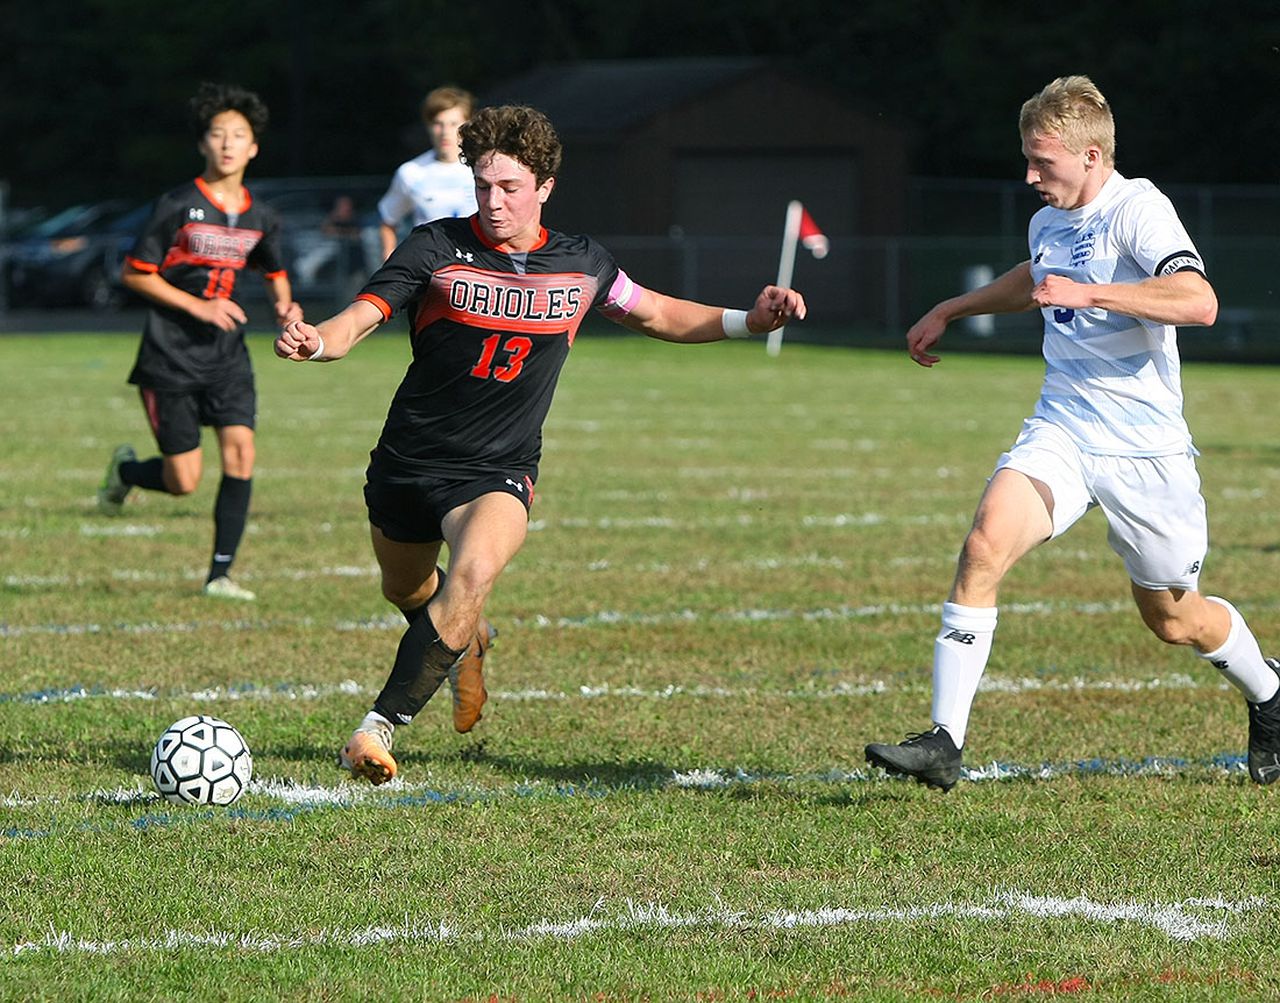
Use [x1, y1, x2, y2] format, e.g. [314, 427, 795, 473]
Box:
[275, 105, 807, 784]
[97, 82, 302, 601]
[377, 85, 478, 261]
[865, 75, 1280, 790]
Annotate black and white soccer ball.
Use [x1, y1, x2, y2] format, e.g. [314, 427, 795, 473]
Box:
[149, 715, 253, 806]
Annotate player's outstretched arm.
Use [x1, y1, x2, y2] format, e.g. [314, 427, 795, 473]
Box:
[617, 284, 806, 344]
[907, 261, 1036, 367]
[274, 298, 385, 362]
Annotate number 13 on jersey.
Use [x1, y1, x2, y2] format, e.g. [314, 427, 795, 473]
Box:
[471, 334, 532, 383]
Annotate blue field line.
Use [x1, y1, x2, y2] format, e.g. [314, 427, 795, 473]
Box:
[0, 753, 1257, 845]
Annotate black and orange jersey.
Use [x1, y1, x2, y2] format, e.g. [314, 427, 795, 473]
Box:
[356, 215, 630, 477]
[126, 177, 287, 390]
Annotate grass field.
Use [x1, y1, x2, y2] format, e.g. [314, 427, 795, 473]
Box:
[3, 328, 1279, 1001]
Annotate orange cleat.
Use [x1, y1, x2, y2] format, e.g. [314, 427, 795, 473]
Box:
[449, 618, 496, 733]
[338, 721, 397, 785]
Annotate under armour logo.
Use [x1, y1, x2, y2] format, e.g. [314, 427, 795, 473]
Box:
[455, 248, 474, 262]
[189, 207, 205, 221]
[943, 630, 976, 645]
[505, 478, 525, 493]
[1211, 659, 1230, 671]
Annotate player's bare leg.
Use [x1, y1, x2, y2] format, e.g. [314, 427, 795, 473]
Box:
[437, 493, 527, 732]
[1133, 584, 1280, 783]
[867, 470, 1052, 790]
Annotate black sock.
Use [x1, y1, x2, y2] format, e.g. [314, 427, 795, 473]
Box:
[373, 607, 465, 725]
[399, 565, 447, 625]
[120, 458, 169, 492]
[208, 475, 252, 582]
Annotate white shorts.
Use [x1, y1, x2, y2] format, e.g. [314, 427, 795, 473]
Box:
[993, 419, 1207, 590]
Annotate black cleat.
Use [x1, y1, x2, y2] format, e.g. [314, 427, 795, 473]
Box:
[866, 726, 963, 792]
[1246, 658, 1280, 785]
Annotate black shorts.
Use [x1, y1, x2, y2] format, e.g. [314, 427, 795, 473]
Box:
[139, 380, 257, 455]
[364, 452, 537, 544]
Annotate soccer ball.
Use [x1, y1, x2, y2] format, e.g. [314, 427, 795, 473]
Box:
[149, 715, 253, 806]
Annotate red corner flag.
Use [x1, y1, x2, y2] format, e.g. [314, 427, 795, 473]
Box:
[768, 201, 828, 356]
[798, 204, 829, 259]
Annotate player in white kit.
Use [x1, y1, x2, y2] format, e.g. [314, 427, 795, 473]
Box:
[865, 75, 1280, 790]
[377, 85, 478, 261]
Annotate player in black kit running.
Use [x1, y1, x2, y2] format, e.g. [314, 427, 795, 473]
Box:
[97, 82, 301, 601]
[275, 105, 806, 784]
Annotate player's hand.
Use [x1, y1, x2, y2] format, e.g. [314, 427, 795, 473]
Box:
[748, 285, 807, 332]
[275, 300, 304, 328]
[196, 298, 249, 332]
[906, 309, 947, 367]
[1032, 273, 1094, 310]
[275, 319, 321, 361]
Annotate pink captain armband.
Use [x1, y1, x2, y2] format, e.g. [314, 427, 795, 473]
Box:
[599, 268, 645, 319]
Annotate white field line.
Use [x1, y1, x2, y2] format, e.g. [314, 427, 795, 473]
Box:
[8, 892, 1264, 955]
[1, 597, 1177, 640]
[0, 745, 1253, 815]
[0, 546, 1141, 589]
[0, 672, 1227, 708]
[11, 508, 977, 550]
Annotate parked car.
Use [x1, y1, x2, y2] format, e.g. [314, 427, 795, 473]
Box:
[4, 200, 148, 310]
[252, 177, 386, 305]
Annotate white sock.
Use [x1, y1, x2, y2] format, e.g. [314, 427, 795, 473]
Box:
[930, 602, 998, 748]
[1200, 596, 1279, 704]
[363, 710, 394, 732]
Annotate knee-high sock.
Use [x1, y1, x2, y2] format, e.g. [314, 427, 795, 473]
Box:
[930, 602, 998, 748]
[373, 607, 465, 725]
[208, 475, 252, 582]
[120, 457, 169, 493]
[1201, 596, 1279, 704]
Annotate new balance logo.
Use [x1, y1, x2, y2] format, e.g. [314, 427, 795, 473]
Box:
[943, 630, 976, 645]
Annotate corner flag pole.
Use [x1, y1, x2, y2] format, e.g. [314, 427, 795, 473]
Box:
[766, 200, 803, 357]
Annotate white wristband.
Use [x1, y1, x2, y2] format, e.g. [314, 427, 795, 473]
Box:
[308, 335, 326, 361]
[721, 309, 751, 339]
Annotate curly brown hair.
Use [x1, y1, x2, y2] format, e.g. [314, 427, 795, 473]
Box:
[460, 105, 562, 185]
[190, 82, 269, 139]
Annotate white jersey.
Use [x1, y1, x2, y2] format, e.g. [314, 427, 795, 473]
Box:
[1027, 171, 1205, 456]
[377, 150, 477, 229]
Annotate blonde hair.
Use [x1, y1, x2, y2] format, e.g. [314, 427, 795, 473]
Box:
[1019, 75, 1115, 165]
[421, 86, 474, 125]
